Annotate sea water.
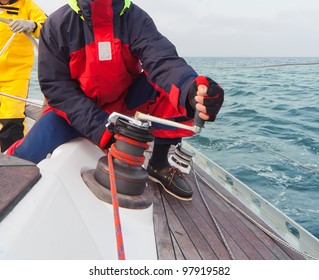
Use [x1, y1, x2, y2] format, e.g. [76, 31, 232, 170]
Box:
[29, 57, 319, 238]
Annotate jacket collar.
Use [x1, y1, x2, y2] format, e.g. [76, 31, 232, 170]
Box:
[68, 0, 130, 22]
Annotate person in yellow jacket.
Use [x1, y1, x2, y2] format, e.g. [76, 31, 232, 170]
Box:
[0, 0, 46, 152]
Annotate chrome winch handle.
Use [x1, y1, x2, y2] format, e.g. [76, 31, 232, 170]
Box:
[107, 111, 204, 134]
[134, 111, 203, 134]
[106, 112, 150, 129]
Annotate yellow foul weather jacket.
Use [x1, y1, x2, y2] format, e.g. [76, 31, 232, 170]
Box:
[0, 0, 47, 81]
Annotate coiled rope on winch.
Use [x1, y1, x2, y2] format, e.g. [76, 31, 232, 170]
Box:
[106, 133, 149, 260]
[109, 134, 148, 166]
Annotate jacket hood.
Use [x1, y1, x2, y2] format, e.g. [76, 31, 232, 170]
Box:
[69, 0, 130, 22]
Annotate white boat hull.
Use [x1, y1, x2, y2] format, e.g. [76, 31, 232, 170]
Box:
[0, 138, 157, 260]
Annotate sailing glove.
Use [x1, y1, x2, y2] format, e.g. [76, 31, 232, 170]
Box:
[188, 76, 224, 121]
[99, 129, 114, 150]
[9, 20, 36, 33]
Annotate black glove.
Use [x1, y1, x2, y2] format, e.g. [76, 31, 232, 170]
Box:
[188, 76, 224, 121]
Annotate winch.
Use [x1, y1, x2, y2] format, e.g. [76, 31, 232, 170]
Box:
[94, 111, 203, 196]
[94, 113, 154, 195]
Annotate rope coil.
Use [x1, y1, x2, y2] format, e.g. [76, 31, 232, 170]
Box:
[109, 134, 149, 166]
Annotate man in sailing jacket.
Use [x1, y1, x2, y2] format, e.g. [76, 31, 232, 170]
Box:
[7, 0, 224, 201]
[0, 0, 46, 152]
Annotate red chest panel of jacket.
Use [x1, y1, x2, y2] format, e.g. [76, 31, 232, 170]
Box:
[69, 0, 142, 107]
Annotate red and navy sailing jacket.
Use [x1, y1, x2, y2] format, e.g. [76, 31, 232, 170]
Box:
[38, 0, 198, 146]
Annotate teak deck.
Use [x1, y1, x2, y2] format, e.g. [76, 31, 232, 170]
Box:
[149, 162, 305, 260]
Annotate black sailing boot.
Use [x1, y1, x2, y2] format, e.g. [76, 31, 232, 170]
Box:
[0, 118, 24, 152]
[147, 142, 193, 201]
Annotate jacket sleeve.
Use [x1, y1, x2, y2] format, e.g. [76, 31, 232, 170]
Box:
[126, 4, 198, 115]
[38, 12, 109, 146]
[27, 0, 47, 38]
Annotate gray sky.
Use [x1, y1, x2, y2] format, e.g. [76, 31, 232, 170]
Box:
[34, 0, 319, 57]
